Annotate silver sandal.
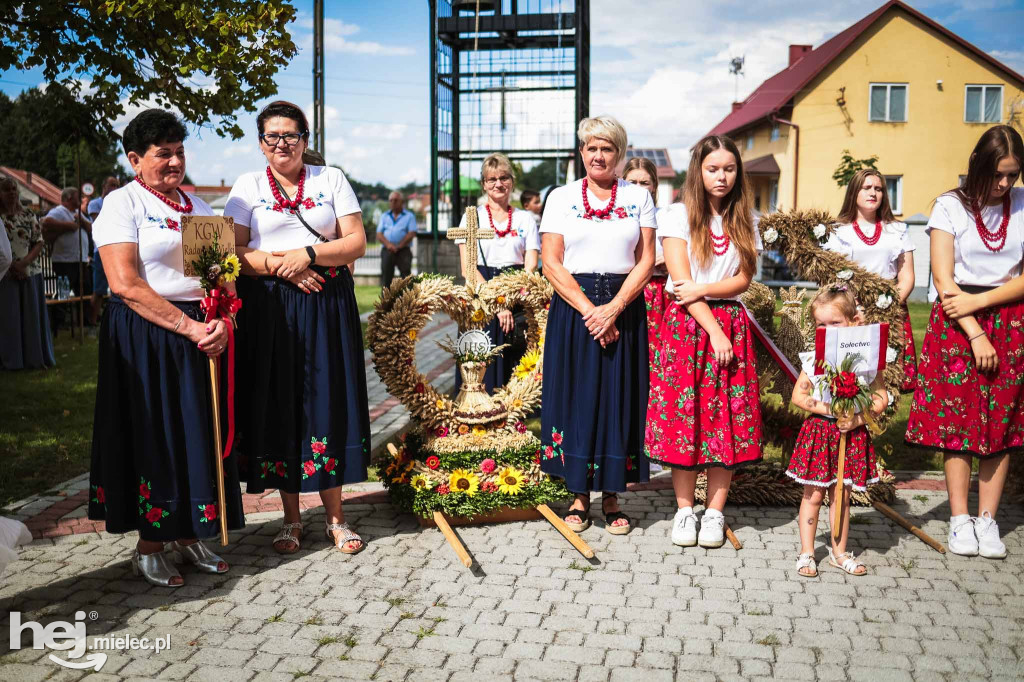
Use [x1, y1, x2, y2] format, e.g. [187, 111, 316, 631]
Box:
[273, 522, 304, 554]
[828, 548, 866, 575]
[325, 522, 364, 554]
[795, 552, 818, 578]
[131, 549, 183, 588]
[170, 540, 228, 574]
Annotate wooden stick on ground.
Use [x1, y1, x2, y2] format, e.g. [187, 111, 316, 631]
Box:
[433, 511, 472, 567]
[832, 431, 848, 542]
[872, 501, 946, 554]
[536, 504, 595, 559]
[207, 357, 229, 546]
[724, 523, 743, 550]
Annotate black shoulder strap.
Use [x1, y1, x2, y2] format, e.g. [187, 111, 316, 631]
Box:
[269, 171, 328, 243]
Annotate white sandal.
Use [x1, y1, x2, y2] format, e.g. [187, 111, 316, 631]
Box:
[326, 522, 364, 555]
[795, 552, 817, 578]
[827, 548, 866, 575]
[273, 522, 303, 554]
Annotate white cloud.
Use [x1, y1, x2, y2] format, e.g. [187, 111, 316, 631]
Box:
[295, 17, 413, 56]
[349, 123, 408, 140]
[399, 166, 428, 186]
[990, 49, 1024, 75]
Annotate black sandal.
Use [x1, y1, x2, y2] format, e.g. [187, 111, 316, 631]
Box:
[563, 495, 591, 532]
[602, 493, 631, 535]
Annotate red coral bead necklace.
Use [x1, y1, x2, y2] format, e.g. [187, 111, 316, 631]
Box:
[135, 176, 193, 214]
[971, 193, 1011, 253]
[486, 204, 515, 238]
[581, 177, 617, 220]
[267, 165, 306, 210]
[852, 218, 883, 246]
[709, 216, 730, 256]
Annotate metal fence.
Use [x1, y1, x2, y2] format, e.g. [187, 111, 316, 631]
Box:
[354, 238, 420, 277]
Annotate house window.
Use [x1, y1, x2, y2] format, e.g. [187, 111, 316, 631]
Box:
[770, 124, 780, 142]
[885, 175, 903, 215]
[769, 180, 779, 212]
[869, 83, 908, 122]
[746, 134, 754, 150]
[965, 85, 1002, 123]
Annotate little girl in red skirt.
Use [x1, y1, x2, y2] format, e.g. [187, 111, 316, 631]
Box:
[645, 135, 762, 549]
[787, 286, 888, 578]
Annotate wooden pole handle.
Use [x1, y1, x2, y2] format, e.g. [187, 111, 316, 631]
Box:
[433, 511, 472, 567]
[208, 357, 229, 546]
[536, 504, 595, 559]
[832, 431, 847, 542]
[872, 501, 946, 554]
[724, 523, 742, 550]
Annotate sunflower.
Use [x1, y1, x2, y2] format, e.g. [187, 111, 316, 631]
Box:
[513, 349, 541, 379]
[221, 253, 241, 283]
[496, 467, 525, 495]
[410, 474, 432, 490]
[435, 398, 446, 410]
[471, 308, 485, 322]
[471, 425, 486, 437]
[448, 469, 480, 496]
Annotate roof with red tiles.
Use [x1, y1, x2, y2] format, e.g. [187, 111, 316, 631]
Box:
[0, 166, 62, 206]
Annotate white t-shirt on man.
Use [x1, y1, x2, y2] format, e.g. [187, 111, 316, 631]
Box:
[926, 187, 1024, 300]
[92, 181, 213, 301]
[456, 205, 540, 268]
[46, 205, 91, 263]
[224, 165, 361, 252]
[657, 202, 762, 295]
[539, 178, 657, 274]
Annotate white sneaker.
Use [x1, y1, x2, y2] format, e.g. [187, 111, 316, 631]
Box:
[975, 511, 1007, 559]
[671, 507, 697, 546]
[698, 510, 726, 548]
[947, 514, 979, 556]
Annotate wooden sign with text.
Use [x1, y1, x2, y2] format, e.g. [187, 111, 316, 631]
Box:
[181, 216, 235, 277]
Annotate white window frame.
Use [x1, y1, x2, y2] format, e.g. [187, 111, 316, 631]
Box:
[885, 175, 903, 215]
[769, 180, 779, 212]
[770, 124, 780, 142]
[869, 83, 909, 122]
[746, 134, 754, 150]
[964, 84, 1003, 123]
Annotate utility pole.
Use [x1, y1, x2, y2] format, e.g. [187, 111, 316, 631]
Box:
[312, 0, 325, 153]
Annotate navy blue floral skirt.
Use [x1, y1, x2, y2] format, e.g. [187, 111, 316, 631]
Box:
[88, 298, 245, 541]
[454, 264, 525, 394]
[234, 267, 370, 494]
[540, 273, 650, 493]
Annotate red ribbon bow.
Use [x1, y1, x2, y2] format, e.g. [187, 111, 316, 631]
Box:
[201, 287, 242, 459]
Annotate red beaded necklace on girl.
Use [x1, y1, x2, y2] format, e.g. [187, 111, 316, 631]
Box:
[709, 220, 730, 256]
[971, 193, 1011, 253]
[581, 177, 617, 220]
[135, 176, 193, 214]
[852, 218, 883, 246]
[486, 204, 515, 238]
[266, 165, 306, 210]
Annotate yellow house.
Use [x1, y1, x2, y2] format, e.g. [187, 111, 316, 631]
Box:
[705, 0, 1024, 295]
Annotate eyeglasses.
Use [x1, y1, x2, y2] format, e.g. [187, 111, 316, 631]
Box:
[483, 175, 513, 187]
[260, 133, 305, 146]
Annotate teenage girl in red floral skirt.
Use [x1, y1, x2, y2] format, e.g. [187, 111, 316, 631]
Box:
[824, 168, 918, 391]
[644, 135, 762, 549]
[905, 125, 1024, 559]
[787, 287, 887, 578]
[624, 157, 668, 369]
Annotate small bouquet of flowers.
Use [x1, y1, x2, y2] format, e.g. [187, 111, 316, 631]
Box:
[816, 353, 881, 435]
[190, 233, 241, 293]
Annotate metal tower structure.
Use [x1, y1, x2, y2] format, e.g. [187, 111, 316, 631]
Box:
[429, 0, 590, 244]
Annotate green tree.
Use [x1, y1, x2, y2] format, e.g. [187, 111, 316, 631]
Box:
[832, 149, 879, 188]
[672, 169, 687, 190]
[519, 159, 567, 192]
[0, 1, 297, 139]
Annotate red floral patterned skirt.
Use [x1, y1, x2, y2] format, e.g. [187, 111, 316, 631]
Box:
[644, 275, 669, 367]
[645, 300, 762, 469]
[905, 300, 1024, 457]
[786, 416, 877, 491]
[900, 305, 918, 393]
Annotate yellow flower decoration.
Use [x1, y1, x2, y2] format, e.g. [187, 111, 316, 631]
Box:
[221, 254, 241, 283]
[471, 308, 485, 322]
[513, 349, 541, 379]
[410, 474, 432, 490]
[392, 472, 409, 485]
[408, 329, 418, 340]
[496, 295, 506, 305]
[458, 424, 469, 435]
[512, 398, 523, 408]
[496, 467, 525, 495]
[435, 399, 446, 410]
[448, 469, 480, 496]
[472, 425, 486, 437]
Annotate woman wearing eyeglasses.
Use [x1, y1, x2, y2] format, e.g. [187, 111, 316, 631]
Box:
[454, 152, 540, 391]
[224, 101, 371, 555]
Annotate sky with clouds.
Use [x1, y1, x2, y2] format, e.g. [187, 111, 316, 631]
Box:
[2, 0, 1023, 188]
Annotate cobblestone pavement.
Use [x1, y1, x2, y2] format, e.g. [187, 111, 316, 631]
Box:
[1, 487, 1022, 681]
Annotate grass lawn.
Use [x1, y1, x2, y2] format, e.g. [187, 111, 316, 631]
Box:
[0, 294, 941, 509]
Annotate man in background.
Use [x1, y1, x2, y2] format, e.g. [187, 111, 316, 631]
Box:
[87, 176, 119, 326]
[376, 190, 416, 288]
[41, 187, 94, 325]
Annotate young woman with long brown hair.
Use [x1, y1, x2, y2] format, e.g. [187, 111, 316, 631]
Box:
[827, 168, 917, 391]
[906, 125, 1024, 558]
[645, 135, 762, 548]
